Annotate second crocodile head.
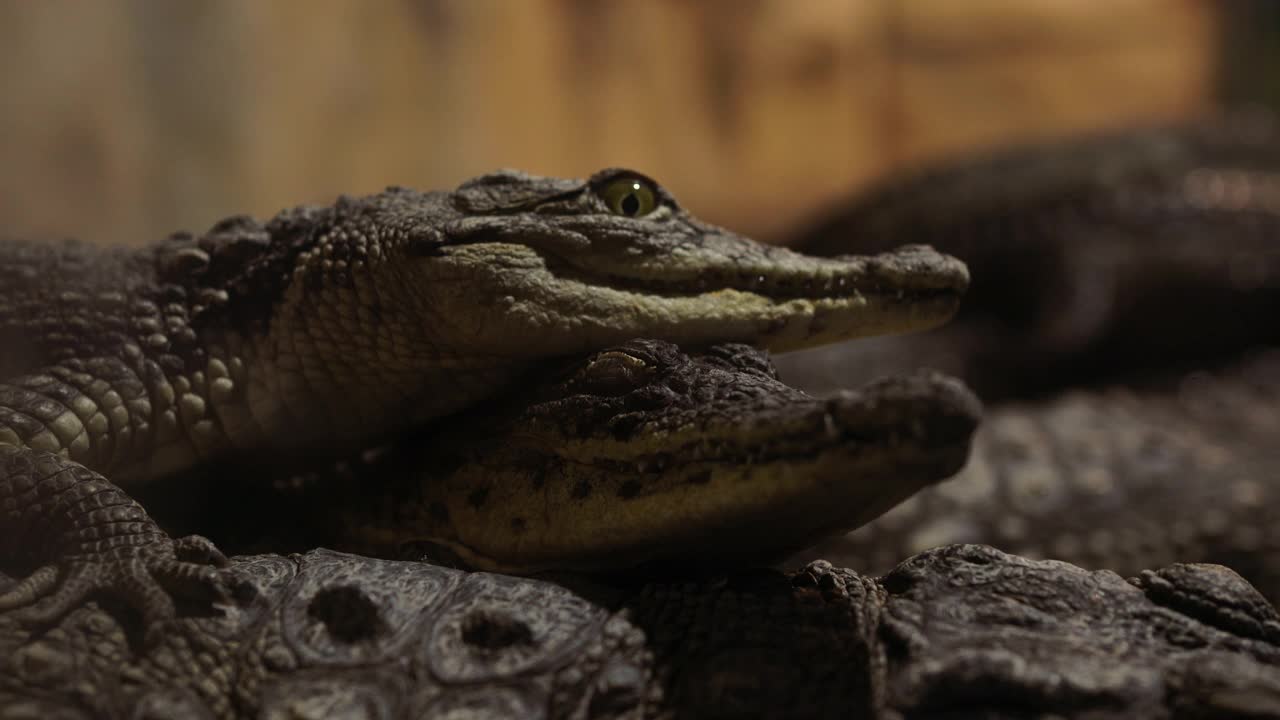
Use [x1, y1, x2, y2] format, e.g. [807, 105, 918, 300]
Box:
[332, 339, 981, 573]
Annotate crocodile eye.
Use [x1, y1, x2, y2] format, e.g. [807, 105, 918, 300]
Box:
[572, 351, 653, 396]
[599, 177, 657, 218]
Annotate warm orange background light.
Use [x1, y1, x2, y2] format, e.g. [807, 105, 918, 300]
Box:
[0, 0, 1218, 246]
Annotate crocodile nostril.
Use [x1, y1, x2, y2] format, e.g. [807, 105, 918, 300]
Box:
[460, 609, 534, 650]
[588, 660, 646, 715]
[307, 585, 384, 643]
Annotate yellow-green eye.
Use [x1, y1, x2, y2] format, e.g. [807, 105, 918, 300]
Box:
[599, 177, 657, 217]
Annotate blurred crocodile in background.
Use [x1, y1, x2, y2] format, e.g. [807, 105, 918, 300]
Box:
[779, 109, 1280, 401]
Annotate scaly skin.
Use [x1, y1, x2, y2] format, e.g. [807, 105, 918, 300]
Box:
[0, 168, 967, 639]
[303, 340, 981, 573]
[2, 545, 1278, 719]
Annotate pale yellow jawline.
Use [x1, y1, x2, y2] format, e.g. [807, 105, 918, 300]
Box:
[435, 446, 926, 574]
[424, 242, 954, 357]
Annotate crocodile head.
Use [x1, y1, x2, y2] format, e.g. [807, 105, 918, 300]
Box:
[338, 339, 981, 573]
[404, 168, 969, 357]
[169, 168, 967, 456]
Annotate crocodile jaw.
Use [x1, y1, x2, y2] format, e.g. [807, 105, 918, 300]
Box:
[412, 243, 968, 357]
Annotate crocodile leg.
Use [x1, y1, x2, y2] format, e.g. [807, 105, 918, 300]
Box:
[0, 445, 230, 644]
[0, 362, 235, 643]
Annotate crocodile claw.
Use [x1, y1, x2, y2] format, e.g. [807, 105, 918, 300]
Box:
[0, 533, 233, 647]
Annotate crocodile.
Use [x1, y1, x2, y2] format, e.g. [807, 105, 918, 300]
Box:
[2, 544, 1278, 719]
[777, 110, 1280, 401]
[0, 168, 967, 637]
[194, 340, 979, 574]
[801, 350, 1280, 605]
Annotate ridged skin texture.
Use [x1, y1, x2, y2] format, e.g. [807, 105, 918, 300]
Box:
[1, 545, 1278, 719]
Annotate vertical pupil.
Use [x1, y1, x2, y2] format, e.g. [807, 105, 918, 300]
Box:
[621, 193, 640, 216]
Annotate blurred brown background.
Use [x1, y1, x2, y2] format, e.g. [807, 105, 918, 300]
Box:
[0, 1, 1245, 247]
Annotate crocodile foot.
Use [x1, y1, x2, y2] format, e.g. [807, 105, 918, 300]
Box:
[0, 533, 233, 646]
[0, 446, 237, 647]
